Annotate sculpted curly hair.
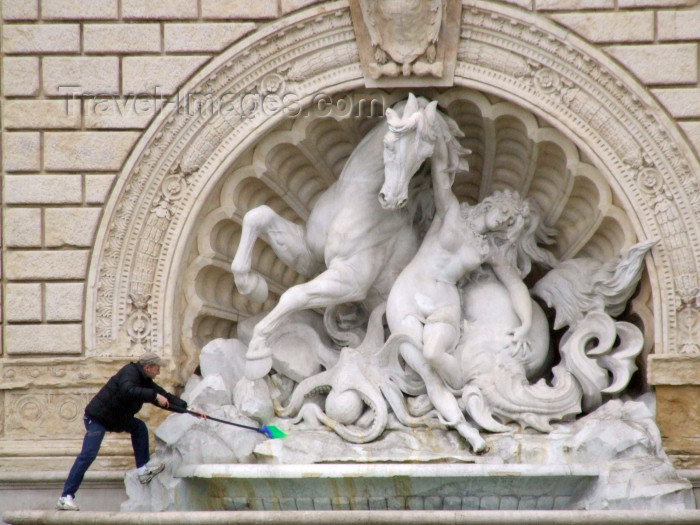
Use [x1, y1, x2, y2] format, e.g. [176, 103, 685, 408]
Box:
[460, 190, 558, 277]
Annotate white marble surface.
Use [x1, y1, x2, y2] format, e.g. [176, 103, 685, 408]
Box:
[125, 97, 687, 512]
[224, 95, 653, 453]
[126, 394, 695, 511]
[175, 462, 599, 479]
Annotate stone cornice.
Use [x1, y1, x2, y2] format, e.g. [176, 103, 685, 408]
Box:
[648, 355, 700, 385]
[0, 357, 179, 390]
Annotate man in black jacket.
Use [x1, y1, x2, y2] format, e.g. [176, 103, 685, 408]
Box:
[57, 352, 201, 511]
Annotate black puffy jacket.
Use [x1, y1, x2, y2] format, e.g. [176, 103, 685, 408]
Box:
[85, 362, 187, 431]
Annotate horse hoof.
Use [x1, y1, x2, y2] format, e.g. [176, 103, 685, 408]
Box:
[474, 441, 489, 455]
[234, 271, 269, 303]
[245, 356, 273, 380]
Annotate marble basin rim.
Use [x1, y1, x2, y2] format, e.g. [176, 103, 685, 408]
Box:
[175, 463, 600, 479]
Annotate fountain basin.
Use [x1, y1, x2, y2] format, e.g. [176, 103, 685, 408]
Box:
[173, 463, 598, 511]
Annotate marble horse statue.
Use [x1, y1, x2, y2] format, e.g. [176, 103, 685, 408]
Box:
[231, 94, 469, 379]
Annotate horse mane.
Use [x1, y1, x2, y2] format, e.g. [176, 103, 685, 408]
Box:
[431, 110, 471, 185]
[407, 163, 435, 239]
[387, 96, 471, 184]
[389, 97, 558, 275]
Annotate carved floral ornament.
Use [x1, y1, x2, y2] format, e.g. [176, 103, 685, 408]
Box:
[84, 1, 700, 379]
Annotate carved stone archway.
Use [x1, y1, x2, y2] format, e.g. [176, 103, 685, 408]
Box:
[85, 0, 700, 405]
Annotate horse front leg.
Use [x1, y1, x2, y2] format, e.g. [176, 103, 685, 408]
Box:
[245, 263, 375, 379]
[231, 205, 322, 303]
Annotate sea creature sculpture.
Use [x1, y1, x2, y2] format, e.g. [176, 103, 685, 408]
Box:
[276, 305, 441, 443]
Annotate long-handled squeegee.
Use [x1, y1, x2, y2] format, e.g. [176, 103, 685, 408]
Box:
[173, 406, 287, 439]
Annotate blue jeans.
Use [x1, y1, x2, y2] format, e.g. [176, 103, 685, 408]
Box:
[61, 415, 150, 498]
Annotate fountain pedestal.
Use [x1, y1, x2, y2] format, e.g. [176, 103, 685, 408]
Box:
[123, 395, 695, 511]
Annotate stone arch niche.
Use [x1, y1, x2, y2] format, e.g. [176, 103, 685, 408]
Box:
[85, 0, 700, 397]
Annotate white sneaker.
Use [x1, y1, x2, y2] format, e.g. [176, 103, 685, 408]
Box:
[56, 495, 79, 511]
[138, 462, 165, 484]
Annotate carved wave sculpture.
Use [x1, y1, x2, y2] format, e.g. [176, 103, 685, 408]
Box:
[534, 240, 656, 413]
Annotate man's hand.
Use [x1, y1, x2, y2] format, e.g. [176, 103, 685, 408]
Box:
[188, 408, 208, 419]
[155, 393, 169, 408]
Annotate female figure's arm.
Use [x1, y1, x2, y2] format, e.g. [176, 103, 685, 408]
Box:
[491, 254, 532, 355]
[430, 139, 459, 219]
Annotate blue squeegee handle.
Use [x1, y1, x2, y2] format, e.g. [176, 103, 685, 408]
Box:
[169, 402, 266, 433]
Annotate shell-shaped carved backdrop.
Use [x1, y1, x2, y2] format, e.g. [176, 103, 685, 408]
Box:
[179, 87, 648, 376]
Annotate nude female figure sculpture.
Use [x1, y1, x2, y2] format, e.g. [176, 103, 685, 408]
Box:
[386, 123, 548, 452]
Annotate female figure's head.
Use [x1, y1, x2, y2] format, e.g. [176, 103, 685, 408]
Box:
[462, 190, 558, 277]
[463, 190, 528, 242]
[476, 190, 528, 239]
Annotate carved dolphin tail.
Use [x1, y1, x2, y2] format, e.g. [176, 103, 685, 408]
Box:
[592, 239, 658, 317]
[559, 311, 645, 412]
[462, 356, 582, 432]
[533, 239, 655, 412]
[532, 239, 658, 330]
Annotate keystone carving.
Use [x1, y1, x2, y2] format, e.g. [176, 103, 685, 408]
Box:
[349, 0, 461, 87]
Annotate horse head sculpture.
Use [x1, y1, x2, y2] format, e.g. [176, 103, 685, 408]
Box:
[379, 93, 470, 210]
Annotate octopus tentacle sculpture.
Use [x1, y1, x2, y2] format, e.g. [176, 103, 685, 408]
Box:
[276, 305, 440, 443]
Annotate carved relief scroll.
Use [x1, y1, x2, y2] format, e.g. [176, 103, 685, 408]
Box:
[5, 391, 92, 438]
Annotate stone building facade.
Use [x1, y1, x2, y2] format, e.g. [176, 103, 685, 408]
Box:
[1, 0, 700, 510]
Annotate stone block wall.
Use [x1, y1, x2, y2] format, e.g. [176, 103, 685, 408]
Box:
[541, 0, 700, 157]
[1, 0, 699, 470]
[0, 0, 266, 359]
